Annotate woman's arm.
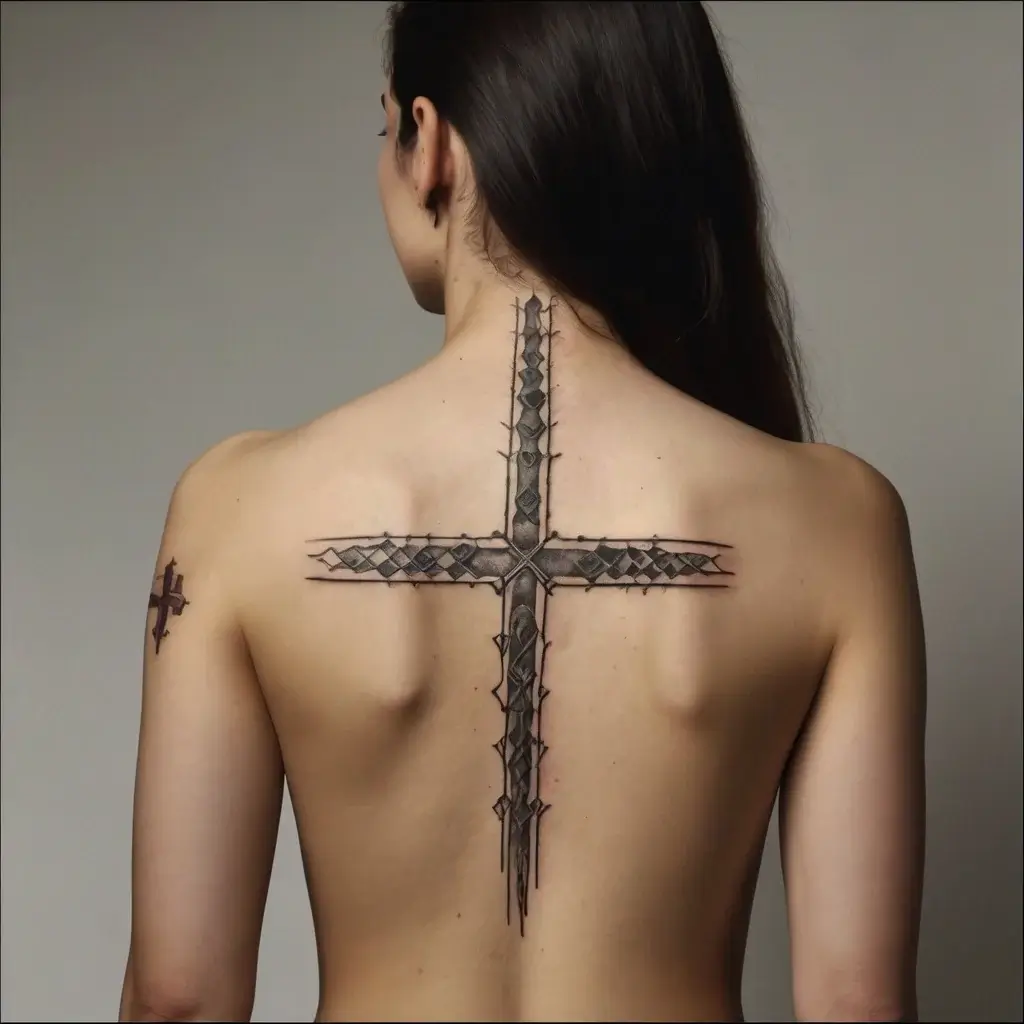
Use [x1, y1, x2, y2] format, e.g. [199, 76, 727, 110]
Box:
[120, 437, 284, 1022]
[780, 453, 927, 1022]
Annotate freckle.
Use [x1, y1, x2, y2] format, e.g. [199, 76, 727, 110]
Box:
[417, 967, 424, 975]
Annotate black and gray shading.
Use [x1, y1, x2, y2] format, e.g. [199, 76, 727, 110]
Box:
[305, 296, 734, 934]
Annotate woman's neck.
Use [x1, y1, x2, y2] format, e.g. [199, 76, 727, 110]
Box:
[438, 261, 626, 369]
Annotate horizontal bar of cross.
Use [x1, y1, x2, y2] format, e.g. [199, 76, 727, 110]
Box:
[305, 531, 733, 592]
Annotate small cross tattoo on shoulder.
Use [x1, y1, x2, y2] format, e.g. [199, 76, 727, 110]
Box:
[148, 558, 189, 655]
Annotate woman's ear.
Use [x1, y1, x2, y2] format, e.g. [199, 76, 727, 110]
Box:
[409, 96, 453, 226]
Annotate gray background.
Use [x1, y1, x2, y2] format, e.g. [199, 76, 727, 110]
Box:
[2, 1, 1021, 1020]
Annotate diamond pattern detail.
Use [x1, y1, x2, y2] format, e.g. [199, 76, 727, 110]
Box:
[313, 539, 496, 582]
[305, 292, 732, 938]
[572, 544, 717, 583]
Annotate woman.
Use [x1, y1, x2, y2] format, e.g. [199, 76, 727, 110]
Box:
[120, 3, 925, 1021]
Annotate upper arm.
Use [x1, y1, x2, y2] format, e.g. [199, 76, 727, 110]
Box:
[126, 436, 284, 1020]
[780, 452, 926, 1022]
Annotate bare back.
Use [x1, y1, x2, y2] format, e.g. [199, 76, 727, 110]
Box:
[229, 304, 844, 1021]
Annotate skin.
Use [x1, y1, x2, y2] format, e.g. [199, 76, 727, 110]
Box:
[119, 90, 926, 1022]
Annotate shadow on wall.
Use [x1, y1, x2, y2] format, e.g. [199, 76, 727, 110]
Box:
[918, 564, 1023, 1022]
[882, 483, 1020, 1022]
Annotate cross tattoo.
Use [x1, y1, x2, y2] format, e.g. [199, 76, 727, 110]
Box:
[148, 558, 190, 655]
[305, 296, 734, 934]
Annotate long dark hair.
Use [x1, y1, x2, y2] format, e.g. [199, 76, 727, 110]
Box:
[385, 1, 814, 442]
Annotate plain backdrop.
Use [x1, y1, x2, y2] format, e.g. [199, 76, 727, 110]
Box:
[2, 2, 1021, 1021]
